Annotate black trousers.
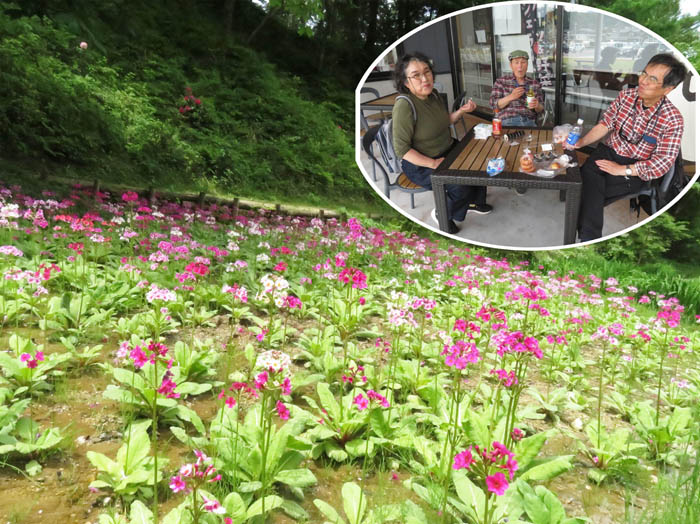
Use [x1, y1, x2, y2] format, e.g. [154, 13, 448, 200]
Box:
[401, 140, 486, 222]
[578, 143, 645, 241]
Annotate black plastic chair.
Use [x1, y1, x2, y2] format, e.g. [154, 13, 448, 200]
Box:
[361, 124, 429, 209]
[603, 152, 681, 216]
[360, 87, 389, 131]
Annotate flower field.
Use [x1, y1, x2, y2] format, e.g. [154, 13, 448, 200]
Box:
[0, 182, 698, 524]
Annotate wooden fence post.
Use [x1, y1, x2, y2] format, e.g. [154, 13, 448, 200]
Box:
[92, 179, 100, 201]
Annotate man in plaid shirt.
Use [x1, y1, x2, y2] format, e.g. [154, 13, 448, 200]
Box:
[489, 49, 544, 127]
[567, 53, 686, 242]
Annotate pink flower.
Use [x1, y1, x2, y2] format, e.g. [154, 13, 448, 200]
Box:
[485, 472, 509, 496]
[201, 495, 225, 514]
[511, 428, 524, 442]
[501, 456, 519, 480]
[281, 377, 292, 395]
[254, 371, 268, 390]
[79, 41, 88, 50]
[169, 475, 187, 493]
[20, 353, 31, 362]
[121, 191, 139, 202]
[276, 400, 290, 420]
[358, 296, 366, 305]
[225, 396, 236, 408]
[353, 394, 369, 411]
[453, 448, 475, 470]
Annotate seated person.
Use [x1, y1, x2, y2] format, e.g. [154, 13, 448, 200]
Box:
[392, 52, 492, 235]
[593, 46, 625, 91]
[566, 53, 686, 242]
[489, 49, 544, 127]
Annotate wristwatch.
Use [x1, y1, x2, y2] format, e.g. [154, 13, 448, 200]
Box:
[624, 166, 633, 179]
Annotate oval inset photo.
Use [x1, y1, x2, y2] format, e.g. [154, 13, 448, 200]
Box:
[356, 1, 698, 250]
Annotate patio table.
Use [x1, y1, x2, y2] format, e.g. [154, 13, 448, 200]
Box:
[360, 92, 399, 112]
[432, 127, 582, 245]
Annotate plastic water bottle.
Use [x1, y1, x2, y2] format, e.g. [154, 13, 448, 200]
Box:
[566, 118, 584, 147]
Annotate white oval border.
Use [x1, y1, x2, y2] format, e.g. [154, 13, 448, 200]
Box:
[354, 0, 700, 251]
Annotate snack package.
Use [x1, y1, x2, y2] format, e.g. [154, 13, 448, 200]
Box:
[519, 148, 535, 173]
[552, 124, 572, 144]
[486, 157, 505, 176]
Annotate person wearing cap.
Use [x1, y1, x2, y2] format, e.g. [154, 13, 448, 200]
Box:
[489, 50, 544, 127]
[567, 53, 686, 242]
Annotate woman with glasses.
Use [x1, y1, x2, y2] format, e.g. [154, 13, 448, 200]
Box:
[392, 52, 492, 235]
[566, 53, 686, 242]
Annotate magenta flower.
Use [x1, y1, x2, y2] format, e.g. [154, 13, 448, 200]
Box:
[501, 456, 519, 481]
[353, 394, 369, 411]
[281, 377, 292, 395]
[169, 475, 187, 493]
[276, 400, 290, 420]
[157, 371, 180, 398]
[201, 495, 226, 514]
[453, 448, 475, 470]
[485, 472, 509, 496]
[254, 371, 269, 390]
[121, 191, 139, 202]
[367, 389, 390, 408]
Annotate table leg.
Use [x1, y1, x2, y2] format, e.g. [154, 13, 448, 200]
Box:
[563, 185, 582, 245]
[432, 179, 450, 233]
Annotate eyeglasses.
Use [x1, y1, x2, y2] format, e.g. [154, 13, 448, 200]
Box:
[638, 70, 663, 87]
[407, 70, 433, 81]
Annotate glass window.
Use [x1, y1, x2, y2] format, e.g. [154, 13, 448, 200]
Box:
[492, 3, 558, 120]
[373, 48, 398, 74]
[561, 5, 671, 134]
[454, 9, 493, 112]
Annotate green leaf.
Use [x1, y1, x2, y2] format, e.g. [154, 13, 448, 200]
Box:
[517, 481, 550, 524]
[463, 409, 490, 448]
[587, 468, 607, 484]
[516, 431, 550, 472]
[342, 482, 366, 524]
[401, 500, 429, 524]
[452, 470, 484, 520]
[175, 404, 205, 434]
[246, 495, 284, 518]
[313, 499, 346, 524]
[369, 408, 390, 438]
[669, 407, 691, 435]
[274, 468, 317, 487]
[223, 492, 247, 524]
[519, 456, 573, 482]
[536, 485, 566, 524]
[281, 499, 308, 520]
[317, 382, 340, 421]
[346, 438, 373, 457]
[129, 500, 153, 524]
[25, 460, 42, 476]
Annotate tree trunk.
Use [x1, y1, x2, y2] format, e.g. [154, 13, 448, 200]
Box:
[363, 0, 379, 54]
[224, 0, 236, 35]
[247, 5, 281, 44]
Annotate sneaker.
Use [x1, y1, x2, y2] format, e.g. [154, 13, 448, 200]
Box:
[430, 208, 460, 234]
[467, 203, 493, 215]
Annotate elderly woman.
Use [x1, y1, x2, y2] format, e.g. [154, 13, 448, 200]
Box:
[392, 52, 492, 235]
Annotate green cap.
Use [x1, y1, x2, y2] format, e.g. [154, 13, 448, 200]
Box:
[508, 50, 529, 60]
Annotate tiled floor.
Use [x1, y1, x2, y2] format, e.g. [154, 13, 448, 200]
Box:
[357, 141, 647, 250]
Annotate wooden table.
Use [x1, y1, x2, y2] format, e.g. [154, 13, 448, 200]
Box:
[432, 127, 582, 246]
[360, 92, 399, 111]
